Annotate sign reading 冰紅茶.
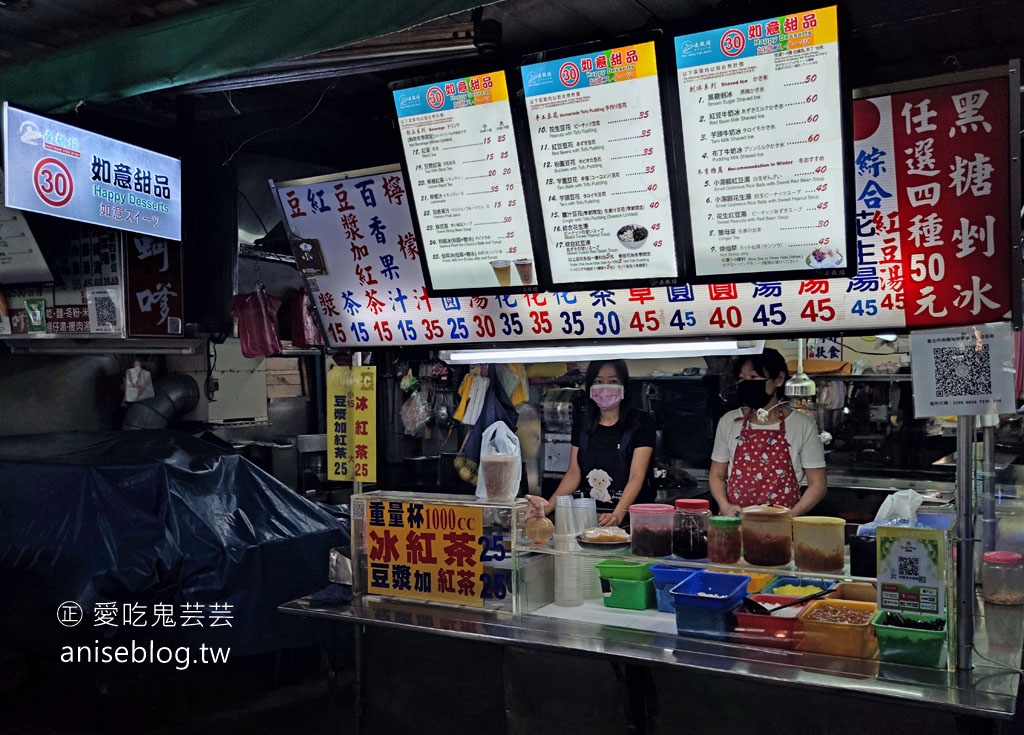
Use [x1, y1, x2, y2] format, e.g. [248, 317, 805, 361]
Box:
[326, 365, 377, 483]
[363, 499, 510, 607]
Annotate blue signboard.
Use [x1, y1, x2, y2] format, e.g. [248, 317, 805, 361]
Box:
[2, 104, 182, 241]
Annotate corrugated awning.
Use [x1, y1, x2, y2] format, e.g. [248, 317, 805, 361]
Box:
[0, 0, 489, 113]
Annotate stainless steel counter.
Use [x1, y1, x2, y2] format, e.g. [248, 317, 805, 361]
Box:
[281, 590, 1024, 720]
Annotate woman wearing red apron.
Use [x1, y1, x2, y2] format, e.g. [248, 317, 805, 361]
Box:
[709, 348, 827, 518]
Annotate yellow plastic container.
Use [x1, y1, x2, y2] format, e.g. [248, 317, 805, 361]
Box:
[827, 581, 877, 602]
[797, 599, 879, 658]
[792, 516, 846, 573]
[713, 569, 775, 593]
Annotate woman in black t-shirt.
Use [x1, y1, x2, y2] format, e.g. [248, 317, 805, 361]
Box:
[546, 360, 656, 527]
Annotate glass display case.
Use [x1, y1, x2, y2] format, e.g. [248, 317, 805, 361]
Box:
[350, 489, 963, 665]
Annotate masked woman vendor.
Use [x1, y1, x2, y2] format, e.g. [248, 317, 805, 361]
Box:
[546, 360, 656, 527]
[709, 348, 827, 518]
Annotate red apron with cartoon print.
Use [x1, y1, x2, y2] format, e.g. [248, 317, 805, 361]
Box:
[726, 414, 801, 508]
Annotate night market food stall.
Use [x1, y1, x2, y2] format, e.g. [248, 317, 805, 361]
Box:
[276, 8, 1024, 733]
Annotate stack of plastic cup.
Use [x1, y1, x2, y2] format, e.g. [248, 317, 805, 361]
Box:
[573, 497, 599, 531]
[573, 498, 603, 599]
[554, 496, 579, 537]
[554, 496, 583, 606]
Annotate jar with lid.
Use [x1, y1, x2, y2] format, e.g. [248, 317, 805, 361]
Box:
[741, 505, 793, 567]
[982, 550, 1024, 605]
[708, 516, 742, 564]
[793, 516, 846, 573]
[673, 499, 710, 559]
[628, 503, 675, 557]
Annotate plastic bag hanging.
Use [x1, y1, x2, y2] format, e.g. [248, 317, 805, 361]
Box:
[123, 361, 155, 403]
[234, 283, 282, 358]
[475, 420, 522, 502]
[400, 390, 431, 436]
[290, 288, 324, 348]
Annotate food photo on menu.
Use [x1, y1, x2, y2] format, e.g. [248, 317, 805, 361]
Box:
[807, 245, 844, 269]
[616, 224, 649, 250]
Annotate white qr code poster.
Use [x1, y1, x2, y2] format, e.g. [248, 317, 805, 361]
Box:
[877, 526, 946, 616]
[909, 321, 1015, 418]
[86, 286, 124, 336]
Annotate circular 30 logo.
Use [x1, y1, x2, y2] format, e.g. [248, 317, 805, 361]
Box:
[425, 86, 445, 110]
[33, 157, 74, 207]
[721, 29, 746, 57]
[558, 62, 580, 87]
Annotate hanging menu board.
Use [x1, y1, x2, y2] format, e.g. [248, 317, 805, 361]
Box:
[673, 6, 853, 282]
[269, 165, 420, 350]
[394, 71, 538, 296]
[521, 40, 681, 290]
[280, 66, 1016, 351]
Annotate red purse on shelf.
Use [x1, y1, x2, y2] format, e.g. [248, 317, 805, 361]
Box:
[233, 282, 282, 358]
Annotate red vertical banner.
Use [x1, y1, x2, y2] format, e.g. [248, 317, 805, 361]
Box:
[890, 77, 1012, 327]
[125, 235, 184, 336]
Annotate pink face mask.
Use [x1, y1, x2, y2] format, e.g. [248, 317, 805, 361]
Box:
[590, 384, 624, 410]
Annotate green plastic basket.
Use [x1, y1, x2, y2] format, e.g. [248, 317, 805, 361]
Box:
[604, 578, 655, 610]
[596, 560, 653, 581]
[871, 610, 946, 668]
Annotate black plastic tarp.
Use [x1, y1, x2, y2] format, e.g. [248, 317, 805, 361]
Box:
[0, 430, 348, 656]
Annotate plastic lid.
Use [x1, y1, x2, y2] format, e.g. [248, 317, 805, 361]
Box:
[741, 504, 792, 519]
[710, 515, 742, 527]
[675, 499, 710, 512]
[983, 550, 1023, 565]
[628, 503, 675, 515]
[793, 516, 846, 526]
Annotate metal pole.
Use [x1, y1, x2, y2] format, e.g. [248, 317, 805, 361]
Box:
[353, 351, 363, 497]
[955, 415, 975, 670]
[981, 421, 997, 552]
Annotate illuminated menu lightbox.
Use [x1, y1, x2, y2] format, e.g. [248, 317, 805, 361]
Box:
[673, 5, 853, 282]
[393, 71, 539, 296]
[521, 40, 682, 290]
[3, 103, 182, 241]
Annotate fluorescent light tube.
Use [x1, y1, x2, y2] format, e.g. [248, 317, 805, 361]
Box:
[440, 340, 764, 364]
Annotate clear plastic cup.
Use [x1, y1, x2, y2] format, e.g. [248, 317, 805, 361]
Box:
[490, 260, 511, 286]
[481, 453, 517, 501]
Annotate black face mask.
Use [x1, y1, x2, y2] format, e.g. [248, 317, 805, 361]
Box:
[737, 378, 772, 409]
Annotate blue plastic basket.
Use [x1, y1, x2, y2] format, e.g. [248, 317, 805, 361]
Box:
[669, 570, 750, 611]
[675, 602, 739, 640]
[650, 564, 698, 613]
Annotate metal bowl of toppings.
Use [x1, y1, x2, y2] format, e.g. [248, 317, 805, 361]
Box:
[616, 224, 649, 249]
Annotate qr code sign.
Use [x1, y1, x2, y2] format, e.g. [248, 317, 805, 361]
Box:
[94, 295, 117, 326]
[87, 287, 123, 334]
[934, 344, 991, 397]
[897, 555, 921, 581]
